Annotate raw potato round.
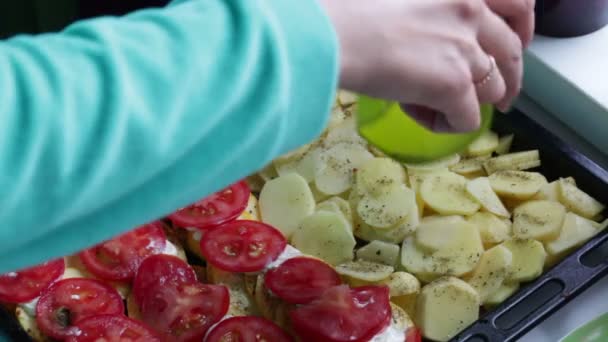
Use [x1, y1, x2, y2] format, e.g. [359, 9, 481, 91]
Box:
[335, 260, 394, 283]
[291, 211, 356, 266]
[273, 144, 319, 182]
[484, 282, 520, 308]
[380, 272, 421, 297]
[466, 131, 499, 157]
[355, 157, 406, 196]
[420, 171, 481, 215]
[466, 177, 510, 218]
[417, 277, 480, 342]
[404, 153, 461, 173]
[467, 212, 512, 246]
[502, 239, 546, 282]
[356, 185, 415, 229]
[488, 171, 547, 200]
[466, 245, 513, 303]
[314, 142, 374, 195]
[512, 200, 566, 241]
[557, 178, 605, 219]
[415, 216, 467, 252]
[356, 240, 401, 267]
[546, 212, 600, 256]
[259, 173, 315, 238]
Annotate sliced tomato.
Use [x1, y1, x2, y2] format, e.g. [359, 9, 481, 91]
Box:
[169, 180, 250, 230]
[264, 257, 341, 304]
[139, 282, 229, 342]
[79, 222, 167, 281]
[406, 327, 422, 342]
[67, 314, 161, 342]
[35, 278, 124, 340]
[200, 220, 287, 273]
[205, 316, 293, 342]
[132, 254, 197, 306]
[0, 259, 65, 303]
[290, 285, 391, 342]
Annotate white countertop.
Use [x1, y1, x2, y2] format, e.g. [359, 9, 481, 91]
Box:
[517, 27, 608, 342]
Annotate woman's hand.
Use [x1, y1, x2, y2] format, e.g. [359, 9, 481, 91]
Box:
[319, 0, 532, 132]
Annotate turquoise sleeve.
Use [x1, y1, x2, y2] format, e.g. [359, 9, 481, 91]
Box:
[0, 0, 339, 273]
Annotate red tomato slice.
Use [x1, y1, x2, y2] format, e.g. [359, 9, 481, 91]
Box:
[79, 222, 167, 281]
[169, 181, 250, 230]
[200, 220, 287, 273]
[140, 282, 229, 342]
[35, 278, 125, 340]
[205, 316, 294, 342]
[0, 259, 65, 303]
[290, 285, 391, 342]
[406, 327, 422, 342]
[264, 257, 341, 304]
[132, 254, 197, 307]
[67, 314, 161, 342]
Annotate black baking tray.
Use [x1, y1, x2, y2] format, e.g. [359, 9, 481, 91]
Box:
[1, 108, 607, 342]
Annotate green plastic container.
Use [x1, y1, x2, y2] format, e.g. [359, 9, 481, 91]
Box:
[356, 95, 494, 163]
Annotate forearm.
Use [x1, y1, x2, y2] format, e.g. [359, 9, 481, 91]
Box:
[0, 0, 338, 272]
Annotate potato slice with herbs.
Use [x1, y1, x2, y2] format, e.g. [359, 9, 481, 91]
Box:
[381, 271, 421, 297]
[484, 281, 520, 309]
[336, 260, 394, 286]
[273, 144, 319, 182]
[466, 177, 510, 218]
[557, 178, 605, 219]
[259, 173, 315, 238]
[317, 196, 353, 225]
[292, 211, 355, 266]
[502, 239, 546, 282]
[420, 171, 481, 216]
[449, 155, 491, 175]
[489, 170, 547, 200]
[468, 212, 512, 246]
[535, 177, 576, 202]
[404, 154, 461, 173]
[466, 131, 499, 157]
[546, 212, 601, 256]
[495, 134, 514, 155]
[355, 157, 407, 197]
[466, 245, 513, 303]
[314, 142, 374, 195]
[415, 216, 467, 253]
[512, 200, 566, 241]
[417, 277, 480, 342]
[483, 150, 541, 174]
[356, 240, 401, 267]
[356, 185, 416, 229]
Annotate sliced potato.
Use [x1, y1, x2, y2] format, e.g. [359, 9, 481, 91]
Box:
[336, 260, 394, 286]
[392, 293, 418, 322]
[390, 303, 415, 330]
[355, 157, 407, 197]
[502, 239, 546, 282]
[318, 196, 353, 225]
[259, 173, 315, 238]
[483, 150, 541, 174]
[357, 185, 416, 229]
[257, 163, 278, 182]
[466, 131, 499, 157]
[449, 155, 491, 175]
[404, 154, 460, 173]
[315, 142, 374, 195]
[484, 281, 520, 308]
[468, 212, 512, 246]
[535, 177, 575, 201]
[512, 200, 566, 241]
[466, 245, 513, 303]
[557, 178, 605, 219]
[381, 271, 421, 297]
[292, 211, 355, 266]
[323, 117, 367, 147]
[489, 170, 548, 200]
[420, 171, 481, 216]
[401, 236, 436, 276]
[546, 212, 600, 256]
[16, 306, 49, 342]
[356, 240, 401, 267]
[417, 277, 480, 342]
[226, 287, 256, 316]
[415, 216, 467, 253]
[354, 217, 418, 244]
[466, 177, 510, 218]
[273, 144, 319, 182]
[495, 134, 514, 155]
[431, 222, 485, 277]
[337, 89, 358, 107]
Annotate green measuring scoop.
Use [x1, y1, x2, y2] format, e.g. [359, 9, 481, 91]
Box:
[356, 95, 494, 164]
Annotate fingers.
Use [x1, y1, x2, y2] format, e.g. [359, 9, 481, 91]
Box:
[484, 0, 536, 48]
[477, 6, 524, 112]
[469, 48, 506, 105]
